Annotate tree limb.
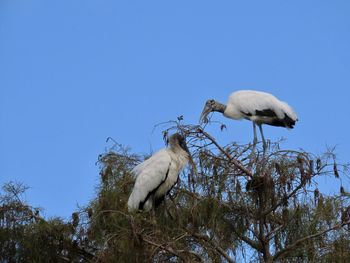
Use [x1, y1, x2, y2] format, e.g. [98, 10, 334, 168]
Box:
[198, 128, 253, 178]
[189, 231, 236, 263]
[273, 219, 350, 261]
[142, 236, 188, 262]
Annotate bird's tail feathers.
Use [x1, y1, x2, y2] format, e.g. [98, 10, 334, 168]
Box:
[127, 190, 142, 212]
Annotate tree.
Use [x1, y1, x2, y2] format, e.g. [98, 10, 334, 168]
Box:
[82, 123, 350, 262]
[0, 182, 93, 262]
[1, 122, 349, 262]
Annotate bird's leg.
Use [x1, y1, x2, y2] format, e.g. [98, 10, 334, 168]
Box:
[150, 197, 156, 224]
[163, 196, 174, 220]
[258, 124, 267, 153]
[252, 122, 258, 153]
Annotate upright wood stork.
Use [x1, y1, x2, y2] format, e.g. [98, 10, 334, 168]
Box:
[200, 90, 298, 151]
[128, 133, 190, 212]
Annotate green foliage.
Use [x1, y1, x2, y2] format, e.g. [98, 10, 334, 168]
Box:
[1, 124, 349, 262]
[0, 182, 93, 262]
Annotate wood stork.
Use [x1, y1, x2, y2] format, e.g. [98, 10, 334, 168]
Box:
[128, 133, 190, 212]
[200, 90, 298, 151]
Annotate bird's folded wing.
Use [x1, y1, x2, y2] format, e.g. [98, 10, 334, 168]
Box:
[128, 149, 172, 210]
[233, 92, 296, 120]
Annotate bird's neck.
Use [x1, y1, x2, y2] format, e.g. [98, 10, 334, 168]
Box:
[169, 146, 189, 168]
[213, 101, 226, 114]
[171, 145, 189, 156]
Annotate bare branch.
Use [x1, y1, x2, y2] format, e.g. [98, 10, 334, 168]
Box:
[198, 128, 253, 178]
[189, 231, 236, 263]
[273, 219, 350, 261]
[141, 236, 188, 262]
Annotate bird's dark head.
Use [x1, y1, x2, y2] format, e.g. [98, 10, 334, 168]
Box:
[169, 133, 189, 153]
[199, 99, 217, 124]
[168, 133, 197, 174]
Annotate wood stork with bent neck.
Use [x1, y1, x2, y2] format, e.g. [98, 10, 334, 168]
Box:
[128, 133, 190, 212]
[200, 90, 298, 152]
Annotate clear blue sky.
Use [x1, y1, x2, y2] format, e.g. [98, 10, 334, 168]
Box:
[1, 0, 349, 219]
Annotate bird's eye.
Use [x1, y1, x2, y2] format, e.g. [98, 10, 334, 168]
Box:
[206, 99, 214, 106]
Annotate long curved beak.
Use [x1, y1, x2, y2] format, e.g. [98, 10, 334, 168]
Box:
[199, 104, 211, 124]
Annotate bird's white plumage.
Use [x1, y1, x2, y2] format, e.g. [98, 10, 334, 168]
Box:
[200, 89, 298, 152]
[224, 90, 297, 122]
[128, 145, 189, 212]
[128, 149, 171, 212]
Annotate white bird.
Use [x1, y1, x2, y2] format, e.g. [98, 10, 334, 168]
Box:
[128, 133, 190, 212]
[200, 90, 298, 151]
